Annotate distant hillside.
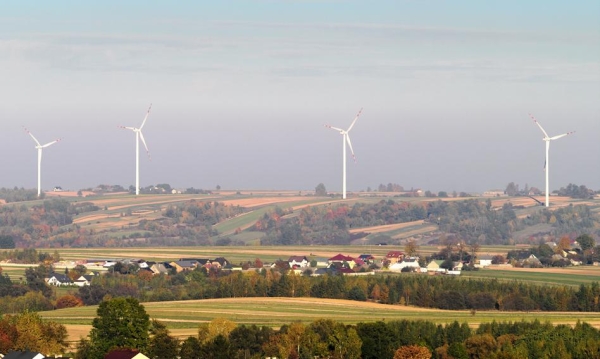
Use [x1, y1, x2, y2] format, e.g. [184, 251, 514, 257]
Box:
[0, 191, 598, 248]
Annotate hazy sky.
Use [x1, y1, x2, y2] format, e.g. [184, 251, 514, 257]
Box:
[1, 1, 599, 194]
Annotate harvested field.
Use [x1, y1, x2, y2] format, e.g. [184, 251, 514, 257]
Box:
[349, 220, 425, 234]
[43, 297, 600, 342]
[220, 196, 313, 208]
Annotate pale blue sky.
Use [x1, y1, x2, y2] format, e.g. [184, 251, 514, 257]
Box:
[0, 1, 599, 194]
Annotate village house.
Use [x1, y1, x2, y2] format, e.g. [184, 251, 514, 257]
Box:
[328, 254, 363, 269]
[169, 260, 198, 273]
[358, 254, 375, 264]
[149, 262, 172, 275]
[389, 257, 420, 272]
[288, 256, 309, 268]
[46, 273, 73, 286]
[385, 251, 404, 264]
[475, 254, 494, 268]
[74, 274, 96, 287]
[3, 351, 46, 359]
[426, 259, 446, 272]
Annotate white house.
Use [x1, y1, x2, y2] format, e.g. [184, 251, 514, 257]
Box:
[475, 255, 494, 268]
[389, 257, 420, 272]
[288, 256, 309, 268]
[74, 274, 95, 287]
[47, 273, 73, 286]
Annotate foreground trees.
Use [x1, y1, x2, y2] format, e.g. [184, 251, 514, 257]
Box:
[79, 297, 150, 359]
[0, 311, 68, 356]
[73, 316, 600, 359]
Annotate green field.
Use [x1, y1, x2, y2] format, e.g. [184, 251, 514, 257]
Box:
[39, 297, 600, 339]
[462, 267, 600, 287]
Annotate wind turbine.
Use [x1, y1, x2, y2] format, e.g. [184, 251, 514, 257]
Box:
[325, 108, 362, 199]
[24, 128, 61, 197]
[120, 104, 152, 196]
[529, 113, 574, 207]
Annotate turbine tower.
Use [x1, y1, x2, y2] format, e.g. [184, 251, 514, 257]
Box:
[325, 108, 362, 199]
[24, 128, 61, 197]
[529, 114, 574, 207]
[120, 104, 152, 196]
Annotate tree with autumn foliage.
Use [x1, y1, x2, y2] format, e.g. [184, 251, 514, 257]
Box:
[55, 294, 83, 309]
[394, 345, 432, 359]
[0, 311, 68, 356]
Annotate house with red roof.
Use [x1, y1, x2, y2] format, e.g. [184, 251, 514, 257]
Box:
[385, 251, 405, 264]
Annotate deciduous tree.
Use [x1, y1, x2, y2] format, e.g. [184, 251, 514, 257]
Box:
[87, 297, 150, 359]
[394, 345, 432, 359]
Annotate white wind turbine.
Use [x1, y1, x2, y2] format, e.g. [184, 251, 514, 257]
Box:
[120, 104, 152, 196]
[325, 108, 362, 199]
[24, 128, 61, 197]
[529, 113, 574, 207]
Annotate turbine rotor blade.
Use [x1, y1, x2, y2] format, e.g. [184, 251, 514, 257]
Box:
[325, 124, 344, 133]
[24, 127, 42, 146]
[549, 131, 575, 141]
[139, 131, 151, 160]
[140, 103, 152, 129]
[41, 139, 61, 148]
[346, 108, 363, 132]
[529, 113, 549, 138]
[346, 134, 356, 162]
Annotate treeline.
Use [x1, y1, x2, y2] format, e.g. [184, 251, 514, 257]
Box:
[557, 183, 595, 199]
[75, 297, 600, 359]
[62, 269, 600, 313]
[0, 187, 42, 202]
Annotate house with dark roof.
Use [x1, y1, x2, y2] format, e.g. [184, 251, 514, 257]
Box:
[169, 260, 198, 273]
[74, 274, 95, 287]
[180, 258, 211, 266]
[104, 349, 149, 359]
[358, 254, 375, 264]
[212, 257, 229, 268]
[3, 351, 46, 359]
[150, 262, 172, 275]
[46, 273, 73, 286]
